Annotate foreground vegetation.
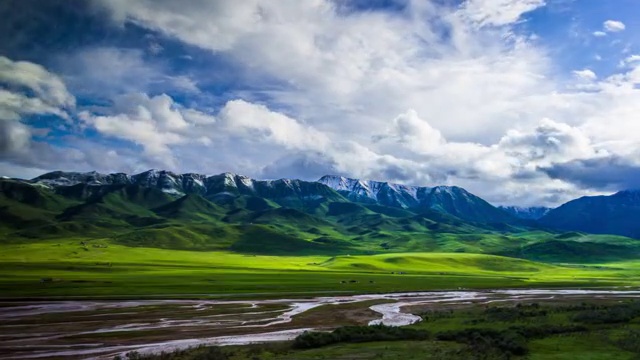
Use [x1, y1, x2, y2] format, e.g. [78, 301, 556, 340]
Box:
[1, 238, 639, 298]
[119, 299, 640, 360]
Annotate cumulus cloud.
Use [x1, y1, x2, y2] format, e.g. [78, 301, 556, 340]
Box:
[458, 0, 546, 27]
[498, 119, 596, 164]
[603, 20, 626, 33]
[218, 100, 330, 152]
[372, 109, 444, 155]
[5, 1, 640, 207]
[573, 69, 597, 81]
[93, 0, 553, 144]
[79, 93, 215, 166]
[56, 47, 199, 98]
[0, 56, 75, 110]
[0, 118, 30, 153]
[542, 156, 640, 190]
[0, 58, 139, 175]
[366, 113, 605, 205]
[0, 56, 75, 156]
[621, 54, 640, 67]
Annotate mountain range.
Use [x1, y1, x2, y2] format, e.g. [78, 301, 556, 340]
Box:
[27, 170, 518, 224]
[2, 170, 640, 263]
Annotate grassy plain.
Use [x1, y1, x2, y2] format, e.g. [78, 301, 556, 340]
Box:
[2, 238, 639, 298]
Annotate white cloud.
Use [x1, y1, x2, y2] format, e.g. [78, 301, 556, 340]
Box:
[603, 20, 625, 33]
[622, 54, 640, 67]
[0, 57, 75, 155]
[218, 100, 330, 152]
[498, 118, 596, 165]
[4, 1, 640, 207]
[593, 31, 607, 37]
[0, 89, 70, 122]
[0, 118, 30, 153]
[573, 69, 597, 81]
[458, 0, 546, 27]
[372, 109, 445, 154]
[80, 93, 215, 166]
[77, 0, 640, 206]
[56, 47, 199, 98]
[93, 0, 553, 145]
[0, 56, 75, 110]
[366, 112, 602, 205]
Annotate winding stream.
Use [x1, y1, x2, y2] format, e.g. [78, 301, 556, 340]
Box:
[1, 289, 639, 359]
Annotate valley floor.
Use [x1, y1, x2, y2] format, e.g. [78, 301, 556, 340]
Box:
[2, 290, 640, 359]
[3, 239, 640, 359]
[2, 239, 640, 299]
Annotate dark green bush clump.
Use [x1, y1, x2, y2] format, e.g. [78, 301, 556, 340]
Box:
[573, 302, 640, 324]
[616, 330, 640, 353]
[293, 324, 430, 349]
[419, 309, 454, 321]
[508, 324, 587, 339]
[436, 324, 586, 358]
[119, 346, 228, 360]
[484, 303, 548, 322]
[437, 328, 527, 357]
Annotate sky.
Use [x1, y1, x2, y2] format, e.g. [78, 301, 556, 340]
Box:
[1, 0, 640, 207]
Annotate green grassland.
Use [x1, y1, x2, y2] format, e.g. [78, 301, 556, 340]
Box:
[2, 238, 640, 298]
[4, 179, 640, 261]
[3, 179, 640, 298]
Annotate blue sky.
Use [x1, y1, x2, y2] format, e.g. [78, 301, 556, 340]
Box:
[1, 0, 640, 207]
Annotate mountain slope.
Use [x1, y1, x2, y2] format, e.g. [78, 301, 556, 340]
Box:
[0, 179, 77, 233]
[499, 206, 551, 220]
[153, 194, 225, 221]
[540, 190, 640, 238]
[319, 175, 515, 224]
[421, 186, 514, 224]
[7, 170, 640, 262]
[30, 171, 518, 225]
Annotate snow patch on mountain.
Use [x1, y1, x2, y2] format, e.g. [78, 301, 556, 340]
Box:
[318, 175, 422, 207]
[499, 206, 551, 220]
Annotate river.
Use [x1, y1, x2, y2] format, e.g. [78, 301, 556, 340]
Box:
[1, 289, 638, 359]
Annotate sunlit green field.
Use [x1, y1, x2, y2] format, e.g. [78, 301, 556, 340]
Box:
[2, 238, 639, 298]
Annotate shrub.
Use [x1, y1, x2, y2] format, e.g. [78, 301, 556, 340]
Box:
[436, 328, 527, 356]
[293, 324, 430, 349]
[573, 302, 640, 324]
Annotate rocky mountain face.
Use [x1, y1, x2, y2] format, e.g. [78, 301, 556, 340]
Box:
[23, 170, 518, 224]
[31, 170, 345, 209]
[499, 206, 551, 220]
[25, 170, 640, 238]
[318, 175, 515, 224]
[317, 175, 422, 208]
[539, 190, 640, 238]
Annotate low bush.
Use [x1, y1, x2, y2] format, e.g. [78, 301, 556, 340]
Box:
[484, 304, 548, 322]
[293, 324, 430, 349]
[573, 302, 640, 324]
[119, 346, 228, 360]
[437, 328, 527, 357]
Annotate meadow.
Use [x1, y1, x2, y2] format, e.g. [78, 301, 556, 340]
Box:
[2, 237, 639, 298]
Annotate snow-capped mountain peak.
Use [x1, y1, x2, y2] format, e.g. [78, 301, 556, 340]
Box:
[22, 170, 515, 224]
[318, 175, 513, 222]
[318, 175, 389, 202]
[499, 206, 551, 220]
